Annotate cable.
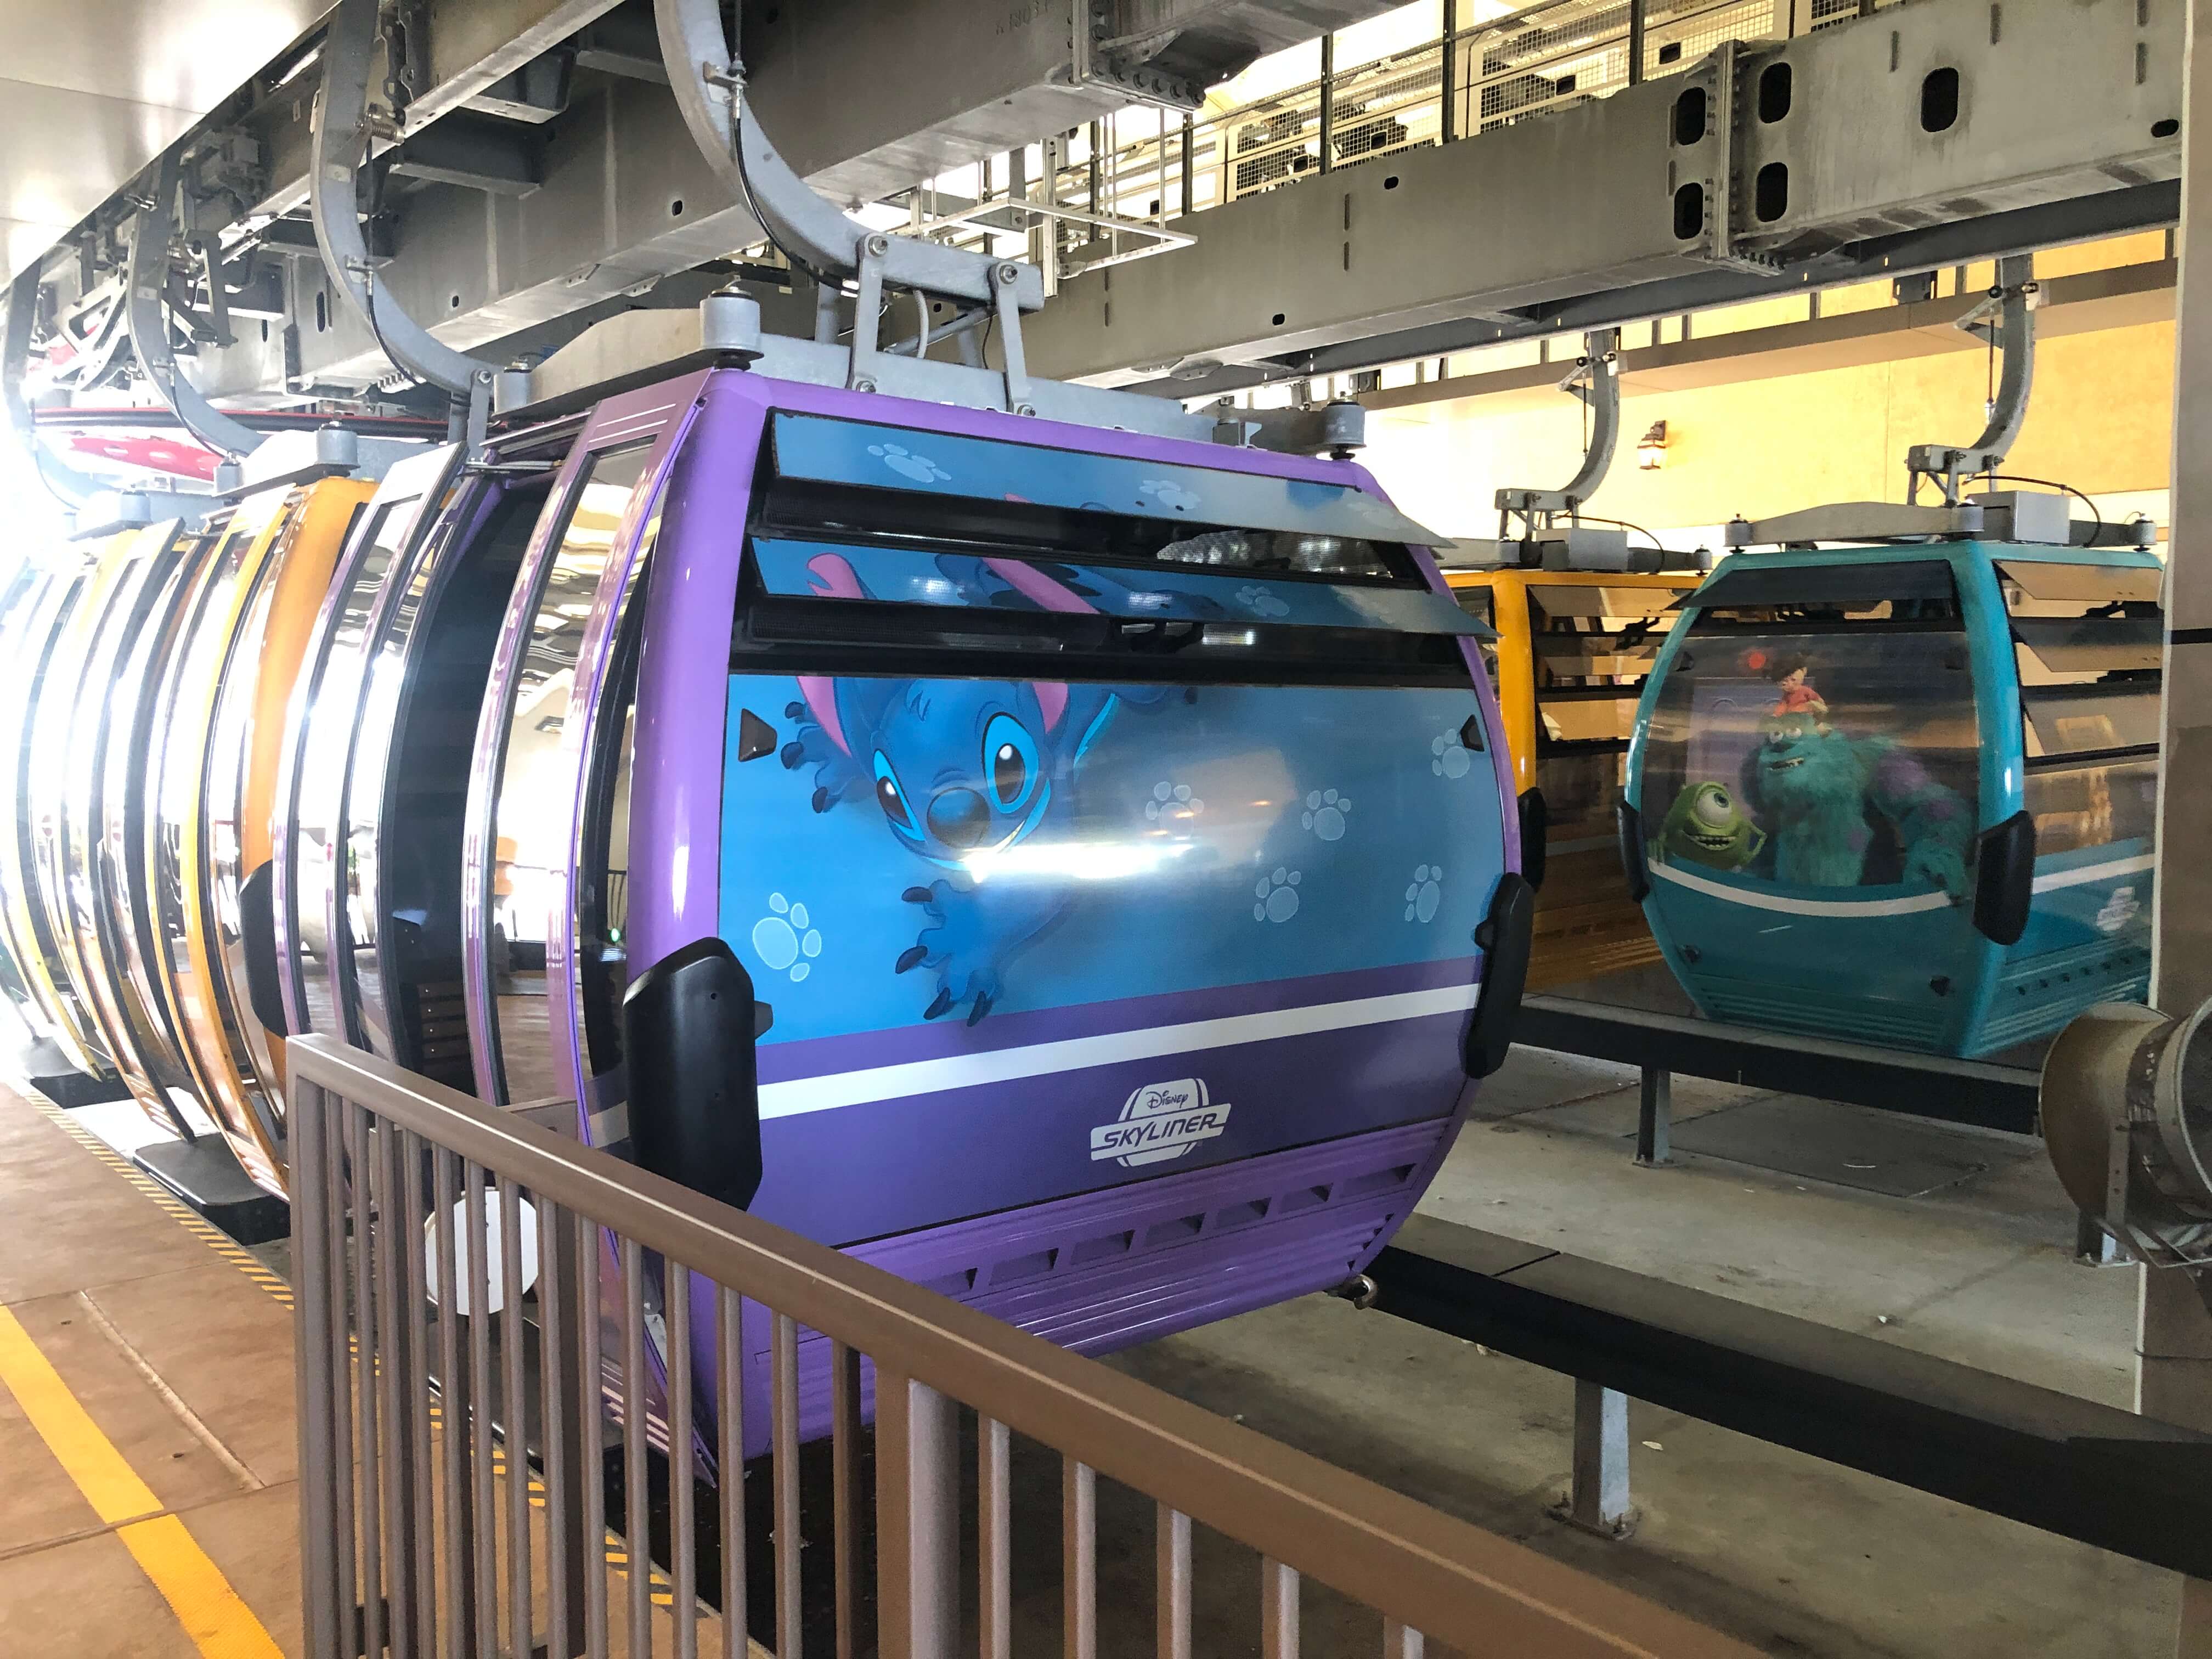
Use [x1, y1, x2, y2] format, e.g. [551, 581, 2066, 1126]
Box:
[1976, 472, 2106, 544]
[1573, 513, 1668, 554]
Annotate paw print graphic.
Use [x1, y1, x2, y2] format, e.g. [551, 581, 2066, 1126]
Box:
[751, 892, 822, 982]
[1234, 584, 1291, 618]
[1431, 731, 1474, 780]
[1300, 789, 1351, 842]
[868, 442, 951, 484]
[1252, 866, 1302, 924]
[1404, 864, 1443, 924]
[1137, 477, 1201, 511]
[1145, 781, 1205, 822]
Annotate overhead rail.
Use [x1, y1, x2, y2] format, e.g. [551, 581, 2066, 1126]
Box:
[1025, 0, 2182, 394]
[288, 1034, 1756, 1659]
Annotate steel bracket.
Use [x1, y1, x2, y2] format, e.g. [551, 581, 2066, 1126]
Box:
[1905, 254, 2038, 505]
[654, 0, 1048, 414]
[310, 0, 503, 401]
[127, 151, 265, 459]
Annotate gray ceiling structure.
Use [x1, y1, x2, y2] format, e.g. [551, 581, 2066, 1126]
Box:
[0, 0, 2191, 416]
[1024, 0, 2186, 396]
[0, 0, 326, 281]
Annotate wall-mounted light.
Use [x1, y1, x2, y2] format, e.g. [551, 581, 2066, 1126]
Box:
[1637, 419, 1669, 470]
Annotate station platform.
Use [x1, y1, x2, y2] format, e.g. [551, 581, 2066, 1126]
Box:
[0, 1081, 759, 1658]
[0, 1081, 296, 1658]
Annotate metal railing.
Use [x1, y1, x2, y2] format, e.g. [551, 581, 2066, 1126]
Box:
[290, 1031, 1757, 1657]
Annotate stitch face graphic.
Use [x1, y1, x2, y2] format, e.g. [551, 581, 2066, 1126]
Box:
[782, 550, 1162, 1024]
[868, 442, 951, 484]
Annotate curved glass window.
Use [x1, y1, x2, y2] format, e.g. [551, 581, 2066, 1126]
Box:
[1641, 572, 1979, 895]
[285, 498, 422, 1041]
[484, 444, 653, 1105]
[1529, 581, 1695, 850]
[348, 481, 545, 1090]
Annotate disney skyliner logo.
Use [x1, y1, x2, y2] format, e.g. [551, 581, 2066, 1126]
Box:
[1089, 1077, 1232, 1168]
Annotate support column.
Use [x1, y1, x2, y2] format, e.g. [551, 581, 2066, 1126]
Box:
[2144, 5, 2212, 1654]
[1554, 1379, 1637, 1538]
[1636, 1066, 1672, 1168]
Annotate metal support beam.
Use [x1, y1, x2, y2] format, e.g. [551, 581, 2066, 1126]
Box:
[1905, 253, 2037, 504]
[126, 154, 265, 459]
[1028, 0, 2184, 391]
[1556, 1380, 1637, 1539]
[310, 0, 501, 400]
[1365, 1216, 2212, 1579]
[1635, 1068, 1672, 1169]
[2, 270, 101, 507]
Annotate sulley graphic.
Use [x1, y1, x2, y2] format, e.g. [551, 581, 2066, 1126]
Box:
[1655, 781, 1764, 872]
[782, 551, 1166, 1024]
[1736, 712, 1971, 893]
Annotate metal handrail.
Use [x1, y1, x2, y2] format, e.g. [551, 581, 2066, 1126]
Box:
[289, 1032, 1756, 1656]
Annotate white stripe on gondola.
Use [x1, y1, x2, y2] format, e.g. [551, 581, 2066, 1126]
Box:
[1649, 861, 1953, 917]
[1650, 848, 2156, 917]
[757, 981, 1479, 1119]
[2032, 852, 2154, 892]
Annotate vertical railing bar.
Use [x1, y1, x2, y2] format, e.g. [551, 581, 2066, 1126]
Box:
[579, 1216, 609, 1659]
[403, 1129, 437, 1657]
[980, 1416, 1011, 1659]
[1382, 1617, 1426, 1658]
[1063, 1458, 1096, 1659]
[667, 1262, 698, 1659]
[499, 1177, 531, 1657]
[323, 1087, 358, 1653]
[354, 1103, 386, 1659]
[716, 1286, 746, 1659]
[772, 1314, 802, 1659]
[1260, 1559, 1300, 1659]
[292, 1079, 341, 1659]
[831, 1338, 863, 1659]
[464, 1164, 498, 1659]
[433, 1146, 473, 1659]
[538, 1197, 579, 1659]
[1154, 1505, 1190, 1659]
[622, 1238, 651, 1657]
[376, 1112, 419, 1659]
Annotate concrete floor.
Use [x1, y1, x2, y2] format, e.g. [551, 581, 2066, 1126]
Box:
[1108, 1049, 2170, 1659]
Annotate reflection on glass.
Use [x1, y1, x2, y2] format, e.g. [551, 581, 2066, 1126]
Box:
[98, 540, 210, 1127]
[574, 511, 657, 1092]
[2028, 756, 2158, 860]
[1528, 583, 1689, 848]
[1451, 584, 1499, 689]
[488, 445, 652, 1105]
[289, 499, 414, 1042]
[2002, 560, 2163, 760]
[1643, 616, 1979, 894]
[150, 524, 263, 1154]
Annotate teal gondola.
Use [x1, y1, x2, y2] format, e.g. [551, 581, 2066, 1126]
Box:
[1622, 533, 2159, 1058]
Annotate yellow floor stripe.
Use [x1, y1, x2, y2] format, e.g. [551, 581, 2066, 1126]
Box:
[0, 1306, 283, 1659]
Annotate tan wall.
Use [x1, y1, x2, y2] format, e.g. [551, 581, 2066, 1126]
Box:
[1364, 302, 2175, 541]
